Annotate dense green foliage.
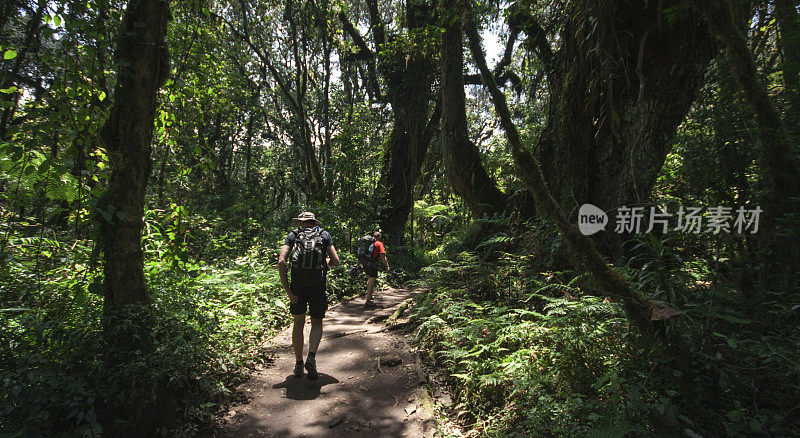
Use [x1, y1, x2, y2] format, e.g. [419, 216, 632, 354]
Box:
[1, 0, 799, 435]
[411, 221, 800, 436]
[1, 219, 366, 435]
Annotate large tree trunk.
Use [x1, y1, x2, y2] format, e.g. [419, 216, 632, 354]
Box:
[369, 0, 439, 245]
[440, 0, 507, 218]
[377, 101, 440, 245]
[338, 0, 441, 245]
[286, 0, 327, 201]
[98, 0, 169, 316]
[534, 0, 716, 219]
[461, 0, 656, 336]
[96, 0, 170, 433]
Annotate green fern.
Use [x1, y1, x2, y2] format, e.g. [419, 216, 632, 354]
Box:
[44, 172, 79, 203]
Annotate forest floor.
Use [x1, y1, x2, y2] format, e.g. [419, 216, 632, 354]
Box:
[215, 287, 439, 438]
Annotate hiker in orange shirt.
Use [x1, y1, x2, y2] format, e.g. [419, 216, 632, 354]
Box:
[357, 231, 389, 308]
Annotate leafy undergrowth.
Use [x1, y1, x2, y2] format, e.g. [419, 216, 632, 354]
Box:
[410, 249, 800, 437]
[0, 236, 364, 437]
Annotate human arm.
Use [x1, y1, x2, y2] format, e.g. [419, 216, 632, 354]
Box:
[278, 244, 297, 303]
[380, 253, 389, 271]
[327, 245, 340, 268]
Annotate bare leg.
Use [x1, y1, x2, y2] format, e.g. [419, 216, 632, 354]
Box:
[308, 318, 323, 353]
[365, 276, 377, 302]
[292, 314, 305, 362]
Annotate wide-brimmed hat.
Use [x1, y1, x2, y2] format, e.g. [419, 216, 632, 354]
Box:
[291, 211, 321, 227]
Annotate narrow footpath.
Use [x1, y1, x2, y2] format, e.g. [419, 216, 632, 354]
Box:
[220, 287, 435, 438]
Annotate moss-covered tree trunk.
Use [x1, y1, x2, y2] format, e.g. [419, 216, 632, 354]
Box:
[338, 0, 439, 245]
[460, 0, 655, 336]
[95, 0, 171, 433]
[98, 0, 169, 318]
[440, 0, 507, 218]
[378, 100, 440, 245]
[534, 0, 716, 230]
[375, 0, 438, 245]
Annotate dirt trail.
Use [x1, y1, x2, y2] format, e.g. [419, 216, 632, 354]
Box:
[220, 287, 435, 438]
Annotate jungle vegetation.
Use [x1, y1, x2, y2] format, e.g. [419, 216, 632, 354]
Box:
[1, 0, 799, 435]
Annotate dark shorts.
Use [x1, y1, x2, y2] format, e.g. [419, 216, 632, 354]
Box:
[359, 256, 380, 278]
[364, 263, 379, 278]
[289, 282, 328, 319]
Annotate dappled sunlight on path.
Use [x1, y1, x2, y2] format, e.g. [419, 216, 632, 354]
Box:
[219, 288, 434, 438]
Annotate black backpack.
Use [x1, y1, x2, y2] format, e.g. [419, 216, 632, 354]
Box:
[355, 234, 375, 262]
[290, 227, 326, 270]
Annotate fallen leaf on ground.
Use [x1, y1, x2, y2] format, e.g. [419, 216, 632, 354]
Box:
[651, 300, 683, 321]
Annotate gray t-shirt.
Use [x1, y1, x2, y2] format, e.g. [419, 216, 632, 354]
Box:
[284, 227, 333, 286]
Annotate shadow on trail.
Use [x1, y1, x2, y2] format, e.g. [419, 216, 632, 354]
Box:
[223, 288, 432, 437]
[272, 374, 339, 400]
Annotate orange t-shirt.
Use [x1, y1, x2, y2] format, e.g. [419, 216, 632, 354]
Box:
[371, 240, 386, 259]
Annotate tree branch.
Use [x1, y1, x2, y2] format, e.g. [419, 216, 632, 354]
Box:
[336, 11, 383, 101]
[337, 12, 374, 61]
[211, 11, 301, 113]
[464, 71, 522, 93]
[507, 3, 553, 70]
[366, 0, 386, 49]
[494, 24, 520, 76]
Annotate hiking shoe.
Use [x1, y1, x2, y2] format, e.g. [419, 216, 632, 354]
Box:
[305, 356, 318, 380]
[293, 361, 304, 378]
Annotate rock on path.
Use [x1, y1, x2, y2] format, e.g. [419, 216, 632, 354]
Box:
[219, 288, 434, 438]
